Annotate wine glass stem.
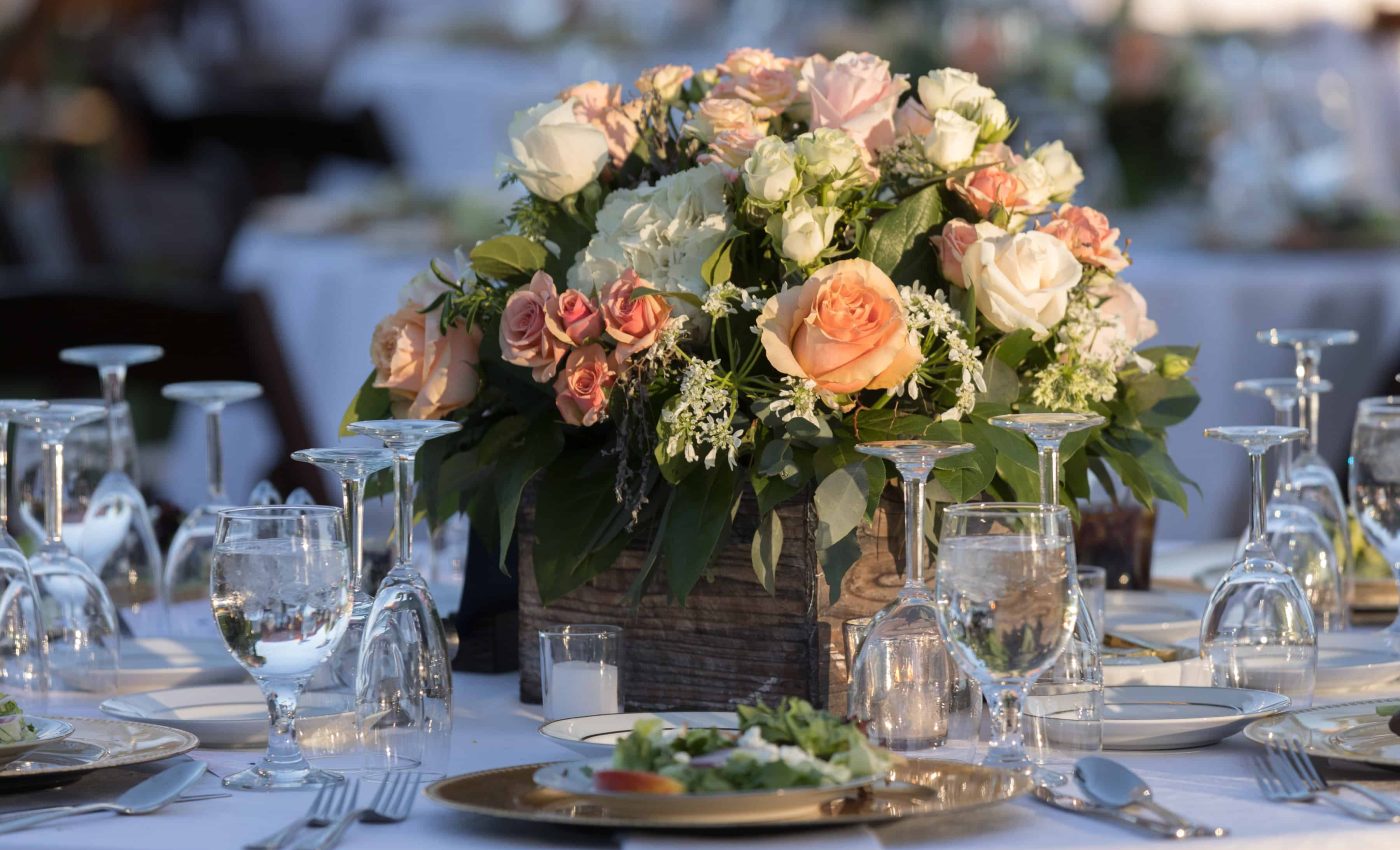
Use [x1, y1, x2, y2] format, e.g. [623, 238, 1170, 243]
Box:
[0, 421, 10, 528]
[341, 476, 368, 603]
[900, 469, 927, 586]
[42, 439, 63, 547]
[204, 407, 225, 503]
[1248, 450, 1267, 550]
[393, 450, 415, 568]
[1035, 440, 1060, 507]
[986, 685, 1027, 762]
[1272, 403, 1294, 491]
[1296, 346, 1322, 456]
[99, 365, 127, 473]
[261, 678, 310, 770]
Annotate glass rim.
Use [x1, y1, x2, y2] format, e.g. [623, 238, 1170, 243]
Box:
[943, 502, 1070, 521]
[539, 624, 622, 639]
[216, 504, 342, 521]
[1358, 396, 1400, 413]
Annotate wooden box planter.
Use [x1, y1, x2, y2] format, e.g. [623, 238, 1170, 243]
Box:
[517, 492, 904, 713]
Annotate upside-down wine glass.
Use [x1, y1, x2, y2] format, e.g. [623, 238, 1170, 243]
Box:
[249, 480, 282, 506]
[1349, 398, 1400, 650]
[0, 545, 48, 714]
[211, 505, 351, 790]
[348, 419, 461, 780]
[1234, 379, 1345, 631]
[18, 403, 120, 696]
[847, 440, 980, 759]
[59, 345, 165, 634]
[162, 381, 263, 637]
[1201, 426, 1316, 707]
[935, 503, 1077, 773]
[1258, 329, 1356, 604]
[0, 401, 46, 553]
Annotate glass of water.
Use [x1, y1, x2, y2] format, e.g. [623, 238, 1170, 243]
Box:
[935, 503, 1076, 773]
[1351, 398, 1400, 648]
[212, 505, 352, 790]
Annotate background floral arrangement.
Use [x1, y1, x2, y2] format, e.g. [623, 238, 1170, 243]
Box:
[345, 49, 1200, 605]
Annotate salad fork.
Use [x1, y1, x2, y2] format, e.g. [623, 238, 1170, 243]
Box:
[301, 772, 419, 850]
[243, 780, 356, 850]
[1252, 750, 1390, 821]
[1277, 738, 1400, 821]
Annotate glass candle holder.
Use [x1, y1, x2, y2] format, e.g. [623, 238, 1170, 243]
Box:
[539, 625, 622, 721]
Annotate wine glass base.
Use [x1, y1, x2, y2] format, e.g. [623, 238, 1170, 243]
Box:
[223, 764, 344, 791]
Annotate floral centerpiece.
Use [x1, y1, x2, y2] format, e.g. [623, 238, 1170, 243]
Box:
[345, 50, 1199, 607]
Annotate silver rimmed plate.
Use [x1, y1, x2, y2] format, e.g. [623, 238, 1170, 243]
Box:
[1105, 592, 1201, 643]
[538, 711, 739, 758]
[100, 683, 352, 748]
[0, 716, 198, 792]
[1104, 685, 1290, 750]
[1245, 698, 1400, 768]
[1313, 633, 1400, 692]
[0, 718, 73, 769]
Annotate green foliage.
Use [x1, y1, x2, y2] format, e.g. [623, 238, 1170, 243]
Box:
[751, 509, 783, 595]
[339, 371, 391, 437]
[532, 449, 638, 604]
[859, 183, 945, 286]
[468, 235, 548, 281]
[663, 462, 743, 603]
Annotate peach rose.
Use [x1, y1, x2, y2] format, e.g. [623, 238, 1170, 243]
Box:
[553, 344, 616, 427]
[636, 64, 693, 101]
[713, 65, 798, 120]
[932, 218, 1007, 287]
[684, 97, 760, 143]
[894, 98, 934, 139]
[757, 258, 922, 395]
[545, 288, 603, 346]
[950, 166, 1028, 218]
[800, 51, 909, 153]
[698, 126, 765, 173]
[500, 271, 567, 382]
[559, 81, 639, 167]
[717, 47, 784, 78]
[371, 276, 483, 419]
[601, 269, 673, 359]
[1037, 204, 1129, 273]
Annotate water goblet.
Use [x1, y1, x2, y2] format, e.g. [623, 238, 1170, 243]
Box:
[59, 345, 165, 634]
[347, 419, 461, 780]
[847, 440, 981, 760]
[249, 480, 283, 506]
[0, 401, 46, 552]
[211, 505, 351, 790]
[1349, 398, 1400, 649]
[162, 381, 263, 637]
[1201, 426, 1316, 707]
[935, 503, 1077, 773]
[16, 403, 120, 696]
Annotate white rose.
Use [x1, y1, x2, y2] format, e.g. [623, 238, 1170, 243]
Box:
[498, 99, 609, 202]
[917, 68, 995, 111]
[922, 109, 979, 170]
[742, 136, 800, 204]
[962, 230, 1081, 337]
[793, 127, 862, 184]
[966, 97, 1009, 138]
[767, 198, 842, 266]
[1010, 157, 1054, 213]
[1088, 280, 1158, 366]
[1032, 141, 1084, 202]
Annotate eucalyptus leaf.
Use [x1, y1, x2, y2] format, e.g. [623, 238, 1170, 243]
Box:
[818, 529, 863, 604]
[814, 462, 868, 549]
[664, 462, 742, 603]
[750, 510, 783, 595]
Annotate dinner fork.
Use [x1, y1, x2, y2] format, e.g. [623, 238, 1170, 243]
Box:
[1278, 738, 1400, 821]
[300, 772, 419, 850]
[243, 780, 356, 850]
[1252, 751, 1390, 821]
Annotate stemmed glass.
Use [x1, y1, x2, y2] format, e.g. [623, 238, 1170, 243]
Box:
[1349, 398, 1400, 648]
[17, 403, 121, 696]
[1234, 379, 1345, 631]
[162, 381, 263, 637]
[0, 401, 47, 552]
[0, 545, 48, 714]
[211, 505, 351, 790]
[347, 419, 461, 779]
[1201, 426, 1316, 707]
[59, 345, 165, 634]
[249, 480, 282, 506]
[1258, 329, 1356, 602]
[847, 440, 979, 758]
[935, 503, 1077, 773]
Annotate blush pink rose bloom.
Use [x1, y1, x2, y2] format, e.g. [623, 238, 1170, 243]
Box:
[545, 288, 603, 346]
[685, 96, 759, 143]
[698, 125, 766, 174]
[801, 51, 909, 153]
[559, 81, 639, 167]
[1037, 204, 1130, 273]
[713, 65, 799, 120]
[499, 271, 567, 382]
[717, 47, 784, 78]
[553, 344, 617, 427]
[951, 166, 1029, 218]
[757, 258, 922, 395]
[932, 218, 1007, 287]
[601, 269, 673, 359]
[371, 280, 483, 419]
[894, 98, 934, 139]
[1088, 280, 1157, 365]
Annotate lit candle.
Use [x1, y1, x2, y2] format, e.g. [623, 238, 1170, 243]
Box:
[544, 660, 620, 720]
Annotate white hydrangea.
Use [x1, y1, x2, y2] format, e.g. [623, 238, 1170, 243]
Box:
[660, 359, 743, 469]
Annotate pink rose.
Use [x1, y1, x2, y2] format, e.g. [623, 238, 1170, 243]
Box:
[545, 288, 603, 346]
[684, 97, 759, 143]
[974, 142, 1019, 166]
[717, 47, 784, 78]
[757, 258, 922, 395]
[559, 81, 639, 167]
[713, 65, 798, 120]
[698, 125, 766, 174]
[499, 271, 567, 382]
[553, 344, 617, 427]
[600, 269, 673, 359]
[951, 166, 1029, 218]
[800, 51, 909, 153]
[894, 98, 934, 139]
[931, 218, 1007, 287]
[371, 279, 483, 419]
[1087, 280, 1157, 365]
[1037, 204, 1129, 273]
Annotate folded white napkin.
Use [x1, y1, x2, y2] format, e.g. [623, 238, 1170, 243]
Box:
[621, 826, 881, 850]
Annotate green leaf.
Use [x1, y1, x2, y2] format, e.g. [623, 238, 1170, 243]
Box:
[814, 462, 868, 549]
[491, 416, 564, 572]
[757, 439, 799, 479]
[860, 184, 945, 286]
[750, 510, 783, 595]
[468, 234, 548, 280]
[339, 371, 391, 437]
[664, 462, 743, 603]
[630, 286, 705, 308]
[976, 355, 1020, 405]
[753, 472, 803, 515]
[818, 529, 863, 604]
[990, 329, 1038, 367]
[533, 451, 633, 604]
[701, 238, 735, 287]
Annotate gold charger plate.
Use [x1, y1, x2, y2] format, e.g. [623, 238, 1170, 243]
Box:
[1244, 698, 1400, 769]
[0, 716, 200, 792]
[425, 759, 1033, 831]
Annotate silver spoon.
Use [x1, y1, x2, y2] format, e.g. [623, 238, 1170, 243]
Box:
[1075, 756, 1228, 838]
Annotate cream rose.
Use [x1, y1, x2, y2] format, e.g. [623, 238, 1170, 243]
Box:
[1087, 280, 1157, 366]
[932, 218, 1007, 287]
[717, 47, 783, 78]
[1031, 141, 1083, 202]
[793, 127, 864, 186]
[371, 274, 483, 419]
[742, 136, 799, 204]
[922, 109, 979, 170]
[962, 230, 1081, 337]
[767, 198, 842, 266]
[801, 51, 909, 152]
[917, 68, 995, 112]
[1009, 157, 1053, 213]
[498, 98, 609, 202]
[757, 258, 921, 394]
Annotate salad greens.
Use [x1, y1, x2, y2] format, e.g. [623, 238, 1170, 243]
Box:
[1377, 704, 1399, 717]
[0, 695, 34, 744]
[611, 697, 895, 793]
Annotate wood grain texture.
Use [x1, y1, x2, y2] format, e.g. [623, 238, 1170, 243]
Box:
[518, 489, 903, 712]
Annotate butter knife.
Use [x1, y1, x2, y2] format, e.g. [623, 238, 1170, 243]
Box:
[0, 761, 207, 835]
[1032, 785, 1226, 839]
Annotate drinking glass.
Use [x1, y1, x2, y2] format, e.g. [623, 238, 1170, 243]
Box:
[1201, 426, 1316, 707]
[59, 345, 165, 635]
[1258, 329, 1356, 605]
[935, 503, 1077, 773]
[17, 403, 120, 696]
[842, 616, 871, 683]
[1349, 398, 1400, 647]
[847, 440, 982, 760]
[348, 419, 461, 779]
[0, 401, 46, 553]
[12, 399, 126, 553]
[1235, 378, 1345, 631]
[249, 480, 282, 506]
[1077, 566, 1106, 645]
[211, 505, 351, 790]
[0, 547, 48, 714]
[162, 381, 264, 637]
[539, 625, 623, 721]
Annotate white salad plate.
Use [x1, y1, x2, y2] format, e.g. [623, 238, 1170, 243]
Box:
[100, 683, 352, 748]
[59, 637, 247, 694]
[1103, 685, 1290, 750]
[532, 758, 870, 823]
[1312, 632, 1400, 692]
[0, 718, 74, 769]
[539, 711, 740, 758]
[1104, 591, 1202, 643]
[1245, 697, 1400, 769]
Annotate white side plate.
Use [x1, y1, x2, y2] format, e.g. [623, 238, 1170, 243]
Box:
[1103, 685, 1290, 750]
[59, 637, 247, 694]
[100, 683, 351, 748]
[539, 711, 740, 758]
[1313, 632, 1400, 692]
[1104, 591, 1202, 643]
